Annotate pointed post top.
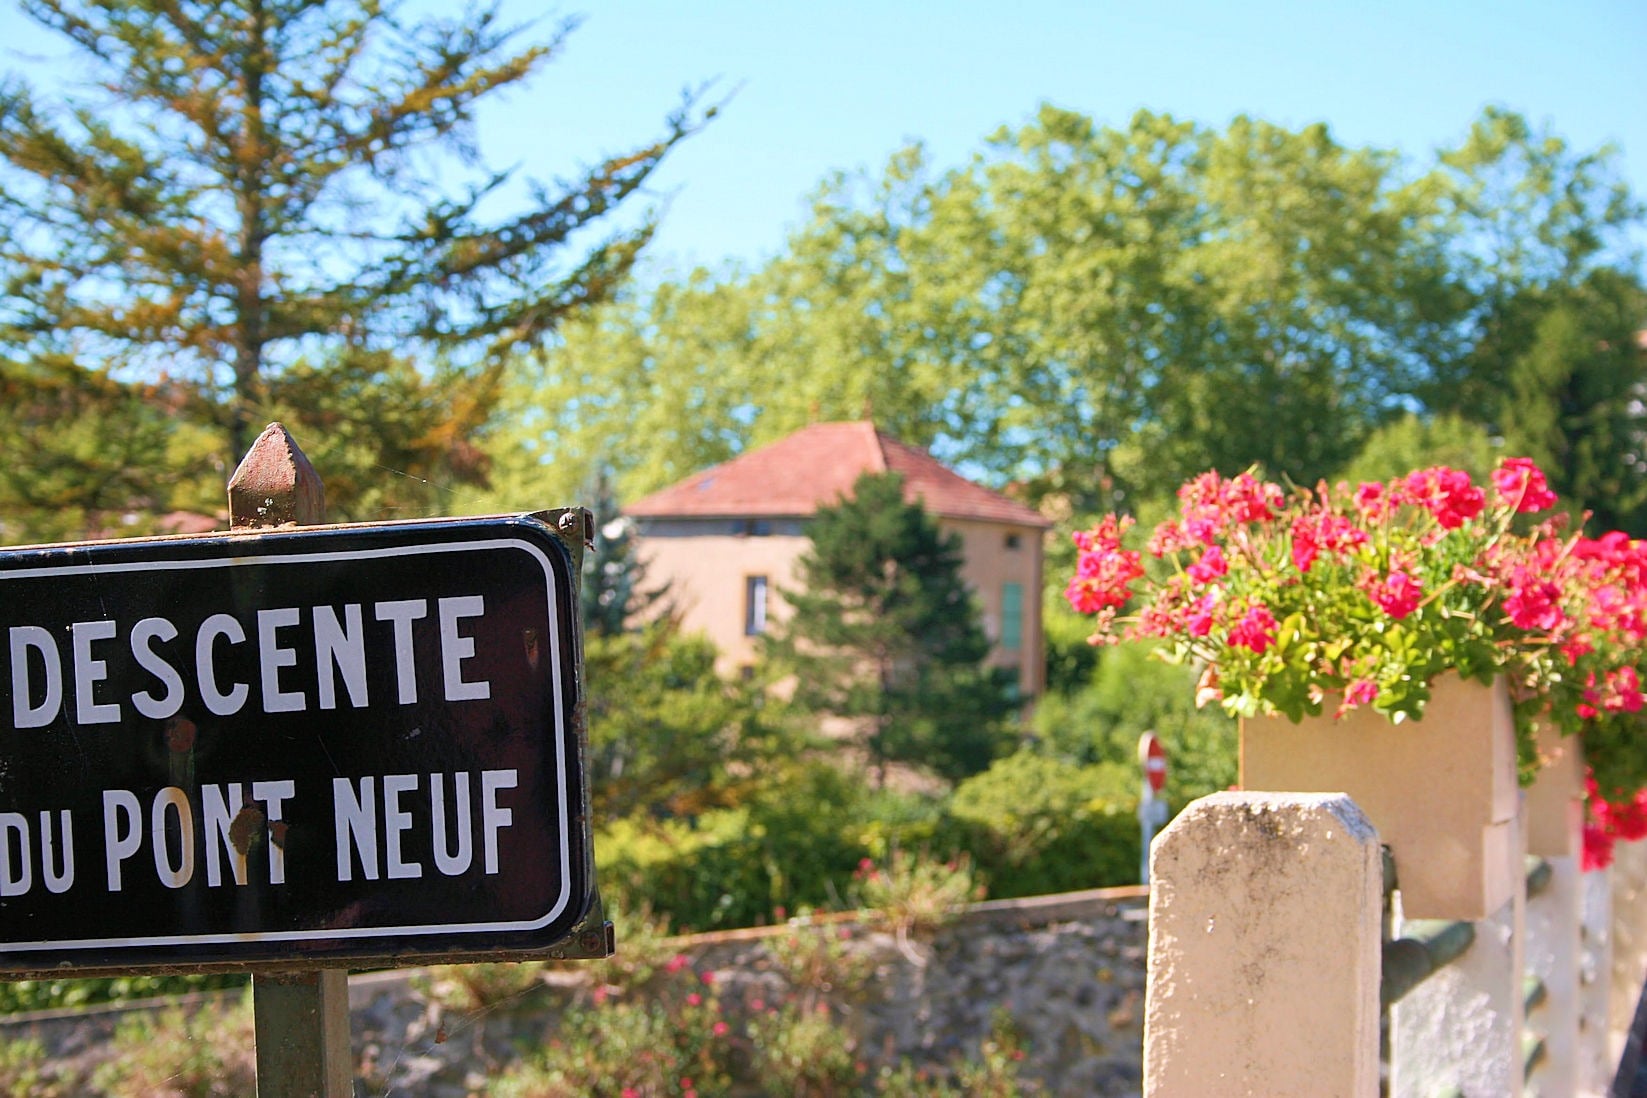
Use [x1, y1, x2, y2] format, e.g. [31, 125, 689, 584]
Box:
[228, 423, 326, 529]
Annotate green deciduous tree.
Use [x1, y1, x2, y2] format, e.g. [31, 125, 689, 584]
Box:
[583, 622, 780, 821]
[761, 471, 1016, 784]
[1497, 269, 1647, 533]
[494, 105, 1642, 520]
[0, 0, 707, 530]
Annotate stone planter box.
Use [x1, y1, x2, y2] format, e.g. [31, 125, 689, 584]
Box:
[1240, 676, 1520, 920]
[1525, 719, 1584, 858]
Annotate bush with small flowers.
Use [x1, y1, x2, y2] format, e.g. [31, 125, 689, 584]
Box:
[490, 954, 733, 1098]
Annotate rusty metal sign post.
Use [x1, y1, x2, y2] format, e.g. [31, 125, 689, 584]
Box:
[0, 424, 607, 1097]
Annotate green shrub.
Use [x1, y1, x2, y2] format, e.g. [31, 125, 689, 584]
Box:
[873, 1011, 1037, 1096]
[851, 849, 984, 940]
[415, 961, 547, 1013]
[573, 901, 681, 997]
[90, 994, 256, 1098]
[748, 1005, 864, 1096]
[0, 973, 247, 1016]
[596, 763, 876, 931]
[766, 921, 878, 1011]
[0, 1036, 73, 1097]
[490, 954, 734, 1098]
[942, 752, 1142, 897]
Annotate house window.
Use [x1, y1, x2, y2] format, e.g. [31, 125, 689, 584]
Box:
[1004, 532, 1021, 550]
[1000, 582, 1023, 651]
[745, 575, 770, 635]
[740, 519, 773, 537]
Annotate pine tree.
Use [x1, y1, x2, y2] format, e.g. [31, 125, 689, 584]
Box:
[762, 471, 1015, 783]
[580, 467, 669, 637]
[0, 0, 709, 525]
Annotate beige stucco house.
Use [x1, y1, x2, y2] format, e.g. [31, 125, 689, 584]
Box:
[625, 421, 1050, 698]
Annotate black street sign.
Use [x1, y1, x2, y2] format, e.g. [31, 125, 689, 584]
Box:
[0, 514, 593, 974]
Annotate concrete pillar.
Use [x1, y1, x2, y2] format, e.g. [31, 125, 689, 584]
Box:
[1389, 813, 1526, 1098]
[1579, 866, 1614, 1096]
[1143, 791, 1382, 1098]
[1524, 855, 1582, 1097]
[1610, 838, 1647, 1075]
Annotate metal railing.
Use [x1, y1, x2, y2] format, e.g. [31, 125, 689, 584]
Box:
[1379, 850, 1555, 1092]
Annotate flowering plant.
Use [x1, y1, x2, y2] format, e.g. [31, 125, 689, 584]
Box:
[1065, 458, 1647, 867]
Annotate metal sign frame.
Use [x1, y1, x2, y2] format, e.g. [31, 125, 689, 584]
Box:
[0, 512, 602, 977]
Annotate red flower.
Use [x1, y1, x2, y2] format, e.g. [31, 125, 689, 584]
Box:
[1291, 507, 1369, 573]
[1222, 472, 1284, 524]
[1503, 567, 1566, 632]
[1334, 678, 1378, 718]
[1067, 516, 1145, 614]
[1492, 457, 1558, 513]
[1353, 481, 1391, 522]
[1404, 467, 1485, 529]
[1368, 570, 1423, 619]
[1186, 594, 1217, 637]
[1228, 604, 1278, 653]
[1582, 824, 1615, 872]
[1187, 546, 1228, 584]
[1610, 791, 1647, 842]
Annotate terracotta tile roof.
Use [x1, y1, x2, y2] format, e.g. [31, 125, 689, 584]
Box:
[626, 421, 1050, 528]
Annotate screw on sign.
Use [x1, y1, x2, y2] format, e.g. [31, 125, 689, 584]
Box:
[1139, 732, 1167, 794]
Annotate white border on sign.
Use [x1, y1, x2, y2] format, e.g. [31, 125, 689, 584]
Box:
[0, 535, 576, 952]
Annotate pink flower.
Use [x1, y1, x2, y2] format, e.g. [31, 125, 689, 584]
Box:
[1175, 470, 1282, 539]
[712, 1020, 730, 1037]
[1504, 567, 1566, 632]
[1492, 457, 1558, 513]
[1404, 467, 1485, 529]
[1333, 677, 1378, 718]
[1067, 516, 1145, 614]
[1148, 519, 1189, 556]
[1353, 481, 1390, 522]
[665, 954, 690, 974]
[686, 992, 702, 1006]
[1185, 594, 1217, 637]
[1187, 546, 1228, 584]
[1368, 570, 1423, 619]
[1291, 530, 1320, 573]
[1291, 507, 1369, 572]
[1222, 472, 1284, 524]
[1228, 604, 1278, 653]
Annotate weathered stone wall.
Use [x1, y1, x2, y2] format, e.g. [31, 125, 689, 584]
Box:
[2, 885, 1150, 1096]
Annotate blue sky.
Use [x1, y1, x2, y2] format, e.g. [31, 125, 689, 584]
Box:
[491, 0, 1647, 273]
[3, 1, 1643, 275]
